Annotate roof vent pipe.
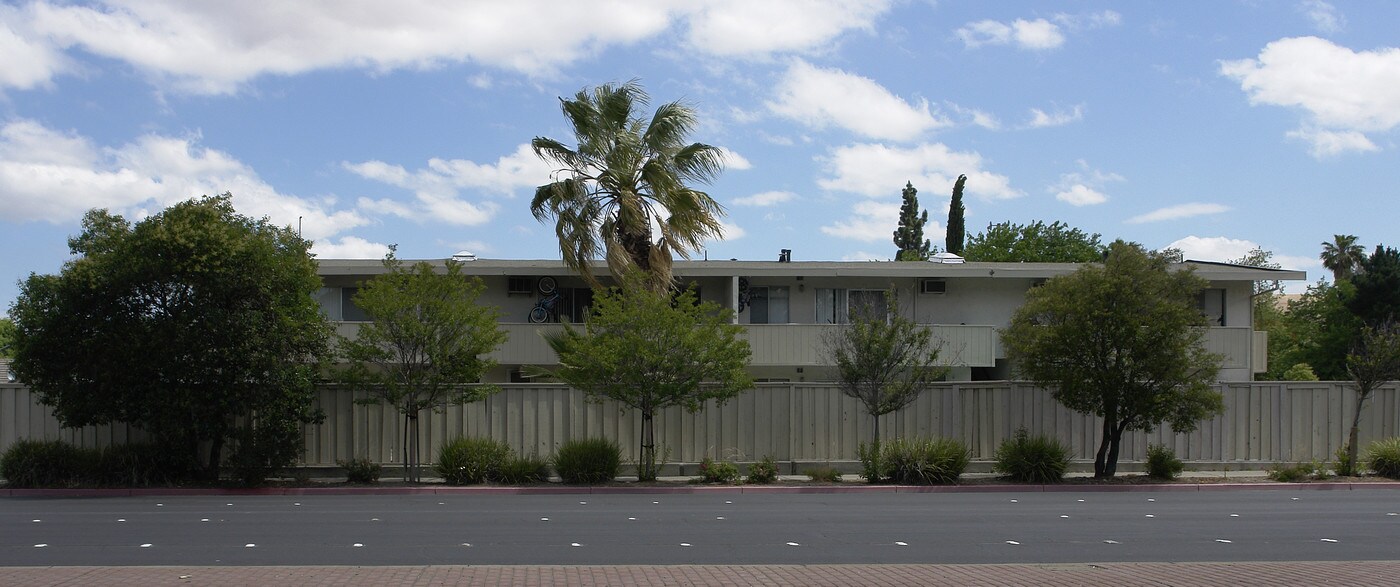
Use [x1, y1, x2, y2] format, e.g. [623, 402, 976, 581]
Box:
[779, 249, 792, 263]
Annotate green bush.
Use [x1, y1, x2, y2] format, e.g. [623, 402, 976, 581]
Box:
[227, 421, 306, 486]
[697, 457, 740, 484]
[746, 455, 779, 484]
[338, 457, 382, 484]
[436, 437, 511, 485]
[1268, 460, 1328, 482]
[992, 428, 1071, 483]
[1366, 437, 1400, 479]
[857, 441, 884, 484]
[0, 439, 95, 488]
[803, 465, 843, 482]
[1145, 443, 1185, 480]
[553, 438, 622, 484]
[498, 453, 551, 485]
[1334, 442, 1356, 477]
[882, 437, 969, 485]
[98, 443, 191, 486]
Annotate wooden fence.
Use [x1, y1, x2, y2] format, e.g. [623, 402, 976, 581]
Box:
[2, 381, 1397, 467]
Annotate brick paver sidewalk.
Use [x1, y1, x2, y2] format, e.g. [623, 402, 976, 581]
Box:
[3, 562, 1396, 586]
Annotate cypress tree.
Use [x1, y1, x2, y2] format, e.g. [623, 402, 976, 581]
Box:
[893, 181, 930, 261]
[946, 174, 967, 255]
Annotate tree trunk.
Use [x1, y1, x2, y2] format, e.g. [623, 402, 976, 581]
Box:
[207, 434, 225, 483]
[402, 413, 412, 483]
[1348, 388, 1370, 475]
[1093, 416, 1113, 478]
[872, 413, 881, 446]
[640, 412, 656, 481]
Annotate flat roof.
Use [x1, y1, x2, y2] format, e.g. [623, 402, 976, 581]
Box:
[315, 258, 1307, 282]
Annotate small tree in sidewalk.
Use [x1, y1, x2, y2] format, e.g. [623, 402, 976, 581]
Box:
[1343, 321, 1400, 475]
[538, 273, 752, 481]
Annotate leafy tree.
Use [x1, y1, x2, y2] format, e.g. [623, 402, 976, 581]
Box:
[946, 174, 967, 255]
[822, 292, 948, 445]
[9, 195, 330, 481]
[1320, 234, 1365, 283]
[1343, 322, 1400, 473]
[1279, 280, 1359, 380]
[1002, 241, 1224, 477]
[1348, 244, 1400, 327]
[962, 220, 1106, 262]
[336, 248, 506, 482]
[893, 181, 931, 261]
[539, 274, 752, 481]
[0, 317, 14, 358]
[531, 80, 727, 292]
[1228, 247, 1287, 379]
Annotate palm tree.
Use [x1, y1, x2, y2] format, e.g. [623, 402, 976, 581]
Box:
[531, 80, 727, 292]
[1320, 234, 1365, 282]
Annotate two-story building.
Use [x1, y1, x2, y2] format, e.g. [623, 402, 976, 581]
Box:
[315, 256, 1305, 384]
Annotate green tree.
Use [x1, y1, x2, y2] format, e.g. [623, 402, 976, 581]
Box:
[962, 220, 1105, 262]
[0, 317, 14, 357]
[893, 181, 931, 261]
[1320, 234, 1365, 283]
[1002, 241, 1224, 478]
[1348, 244, 1400, 327]
[531, 80, 727, 292]
[336, 248, 506, 483]
[821, 292, 948, 445]
[9, 195, 330, 481]
[1343, 322, 1400, 474]
[1228, 247, 1287, 379]
[1279, 280, 1359, 380]
[539, 274, 752, 481]
[945, 174, 967, 255]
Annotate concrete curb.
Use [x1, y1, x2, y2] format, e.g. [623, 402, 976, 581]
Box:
[4, 481, 1399, 498]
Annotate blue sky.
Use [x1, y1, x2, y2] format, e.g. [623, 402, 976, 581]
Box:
[3, 0, 1398, 312]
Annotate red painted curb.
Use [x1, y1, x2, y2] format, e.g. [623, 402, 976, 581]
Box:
[742, 485, 895, 494]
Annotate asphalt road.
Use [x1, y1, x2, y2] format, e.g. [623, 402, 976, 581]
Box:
[3, 490, 1397, 566]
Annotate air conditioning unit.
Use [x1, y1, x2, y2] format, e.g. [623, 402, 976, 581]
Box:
[920, 279, 947, 294]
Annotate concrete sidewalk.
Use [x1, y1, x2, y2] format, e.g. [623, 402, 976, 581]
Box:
[4, 562, 1398, 586]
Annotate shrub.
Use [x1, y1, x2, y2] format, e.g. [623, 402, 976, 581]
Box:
[992, 428, 1071, 483]
[554, 438, 622, 484]
[882, 437, 969, 485]
[857, 441, 884, 484]
[227, 421, 306, 486]
[498, 453, 551, 485]
[1334, 442, 1356, 477]
[746, 455, 779, 484]
[1267, 461, 1328, 482]
[98, 443, 191, 486]
[436, 437, 511, 485]
[697, 457, 740, 484]
[1282, 363, 1320, 381]
[1366, 437, 1400, 479]
[803, 465, 843, 482]
[1145, 443, 1185, 480]
[0, 439, 95, 488]
[338, 457, 382, 484]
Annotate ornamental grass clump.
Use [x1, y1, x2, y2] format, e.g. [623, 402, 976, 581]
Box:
[337, 457, 383, 484]
[993, 428, 1071, 483]
[1366, 437, 1400, 479]
[436, 437, 511, 485]
[881, 437, 969, 485]
[553, 438, 622, 484]
[497, 453, 551, 484]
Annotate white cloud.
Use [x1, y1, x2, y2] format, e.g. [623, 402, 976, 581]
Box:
[1162, 236, 1317, 271]
[683, 0, 891, 57]
[1220, 36, 1400, 157]
[1050, 160, 1120, 206]
[1055, 185, 1108, 206]
[733, 190, 797, 207]
[842, 250, 889, 261]
[1298, 1, 1345, 33]
[821, 199, 912, 243]
[946, 102, 1001, 130]
[345, 143, 550, 226]
[817, 142, 1021, 200]
[767, 60, 950, 141]
[1052, 10, 1122, 30]
[0, 5, 69, 90]
[1027, 104, 1084, 128]
[312, 236, 390, 259]
[717, 146, 752, 170]
[1286, 127, 1378, 157]
[1126, 202, 1230, 224]
[957, 18, 1064, 51]
[0, 118, 366, 240]
[718, 221, 745, 240]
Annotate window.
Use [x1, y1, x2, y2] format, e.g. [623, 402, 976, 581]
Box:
[815, 288, 887, 324]
[749, 286, 790, 324]
[313, 287, 340, 320]
[341, 287, 371, 321]
[1196, 288, 1225, 326]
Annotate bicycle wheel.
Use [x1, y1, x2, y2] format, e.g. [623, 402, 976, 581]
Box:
[528, 306, 549, 323]
[538, 276, 557, 295]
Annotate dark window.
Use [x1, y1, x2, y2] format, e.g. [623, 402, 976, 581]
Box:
[341, 287, 371, 321]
